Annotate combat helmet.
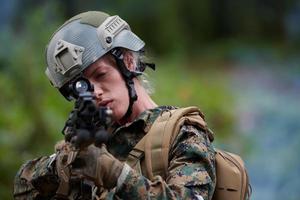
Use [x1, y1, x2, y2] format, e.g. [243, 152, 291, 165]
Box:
[45, 11, 154, 119]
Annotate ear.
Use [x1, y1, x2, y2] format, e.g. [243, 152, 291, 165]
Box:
[122, 51, 135, 71]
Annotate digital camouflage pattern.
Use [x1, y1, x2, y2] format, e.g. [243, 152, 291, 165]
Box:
[14, 156, 58, 199]
[14, 106, 216, 200]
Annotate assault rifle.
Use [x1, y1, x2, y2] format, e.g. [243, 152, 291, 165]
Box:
[61, 77, 112, 149]
[55, 77, 113, 199]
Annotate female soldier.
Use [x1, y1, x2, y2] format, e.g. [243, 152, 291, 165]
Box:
[13, 11, 216, 200]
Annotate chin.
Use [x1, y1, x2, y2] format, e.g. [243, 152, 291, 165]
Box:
[111, 109, 121, 122]
[112, 109, 128, 124]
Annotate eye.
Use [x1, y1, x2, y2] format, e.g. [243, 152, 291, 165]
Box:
[95, 72, 106, 80]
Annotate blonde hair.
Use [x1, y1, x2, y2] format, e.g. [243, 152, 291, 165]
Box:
[131, 50, 155, 95]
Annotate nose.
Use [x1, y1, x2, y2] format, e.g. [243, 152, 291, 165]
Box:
[93, 84, 104, 99]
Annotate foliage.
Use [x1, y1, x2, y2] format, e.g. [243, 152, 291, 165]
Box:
[0, 1, 300, 199]
[0, 4, 68, 199]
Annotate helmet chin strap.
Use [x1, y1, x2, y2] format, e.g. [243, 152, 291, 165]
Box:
[111, 49, 141, 122]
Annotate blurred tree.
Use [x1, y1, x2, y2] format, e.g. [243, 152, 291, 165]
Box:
[256, 0, 285, 40]
[1, 0, 300, 199]
[0, 2, 68, 199]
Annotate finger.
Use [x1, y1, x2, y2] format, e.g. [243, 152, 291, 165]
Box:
[71, 169, 94, 181]
[55, 140, 66, 152]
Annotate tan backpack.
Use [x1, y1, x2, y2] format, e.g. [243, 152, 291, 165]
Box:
[126, 106, 251, 200]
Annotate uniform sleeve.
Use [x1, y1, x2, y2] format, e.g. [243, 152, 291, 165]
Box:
[13, 155, 59, 200]
[113, 124, 216, 200]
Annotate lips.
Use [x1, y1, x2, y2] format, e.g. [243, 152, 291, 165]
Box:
[97, 99, 113, 108]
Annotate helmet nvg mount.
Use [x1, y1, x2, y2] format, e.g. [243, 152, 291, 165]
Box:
[45, 11, 145, 100]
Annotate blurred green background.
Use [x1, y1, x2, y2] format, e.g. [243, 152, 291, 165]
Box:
[1, 0, 300, 199]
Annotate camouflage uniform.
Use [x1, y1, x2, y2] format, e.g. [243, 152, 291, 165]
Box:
[14, 106, 216, 200]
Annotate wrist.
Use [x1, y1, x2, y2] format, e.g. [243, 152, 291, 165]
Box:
[116, 163, 132, 190]
[95, 148, 125, 189]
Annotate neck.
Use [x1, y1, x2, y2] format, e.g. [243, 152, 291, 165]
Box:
[119, 80, 157, 125]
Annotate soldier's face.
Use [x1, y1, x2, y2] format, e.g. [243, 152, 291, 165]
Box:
[84, 54, 129, 123]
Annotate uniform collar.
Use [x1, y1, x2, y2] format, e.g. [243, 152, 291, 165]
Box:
[111, 106, 164, 136]
[107, 106, 177, 160]
[109, 106, 176, 140]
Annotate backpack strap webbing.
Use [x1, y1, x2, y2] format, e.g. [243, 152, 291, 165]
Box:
[127, 106, 211, 180]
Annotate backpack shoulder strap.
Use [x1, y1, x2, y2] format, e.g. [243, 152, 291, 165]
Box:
[127, 107, 252, 200]
[129, 106, 209, 180]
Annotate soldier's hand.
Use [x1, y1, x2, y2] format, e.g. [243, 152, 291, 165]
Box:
[55, 141, 74, 197]
[72, 144, 124, 189]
